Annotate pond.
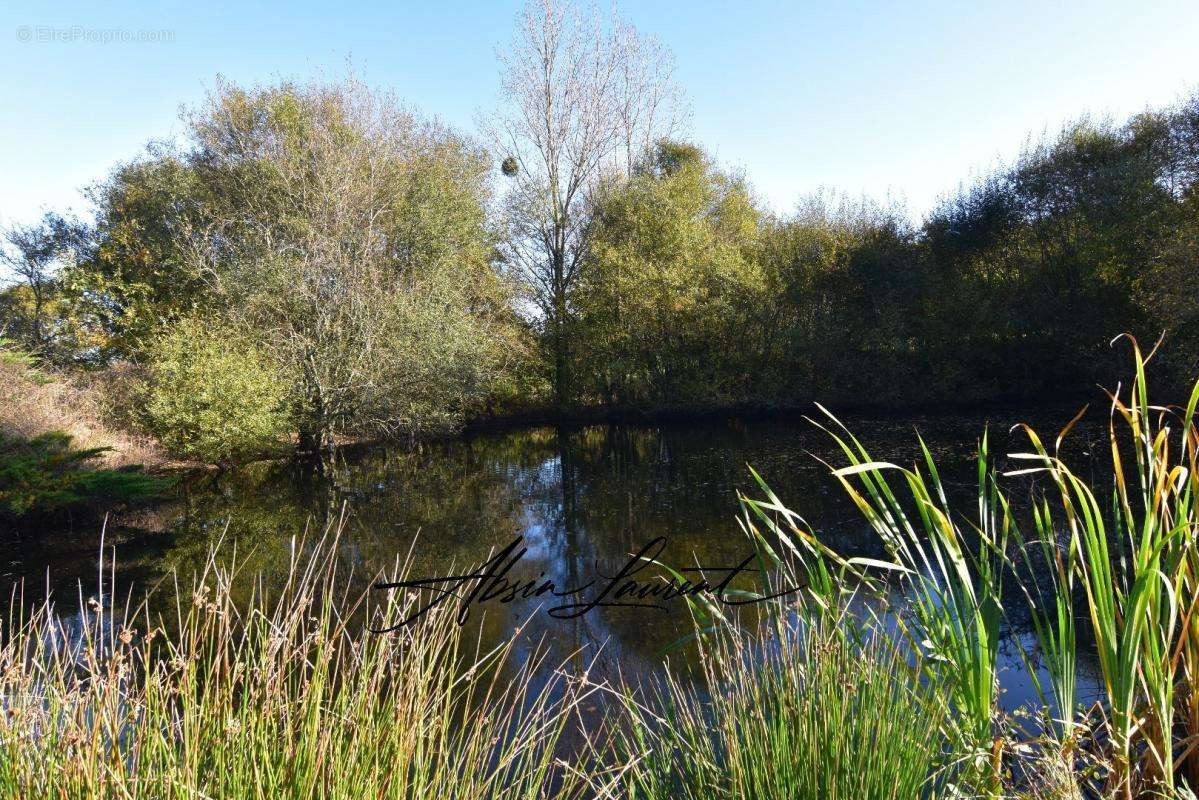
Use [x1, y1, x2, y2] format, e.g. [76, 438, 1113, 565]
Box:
[1, 411, 1108, 713]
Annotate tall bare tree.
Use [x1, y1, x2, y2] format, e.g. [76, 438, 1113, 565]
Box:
[488, 0, 684, 406]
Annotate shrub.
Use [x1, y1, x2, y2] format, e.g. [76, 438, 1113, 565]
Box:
[143, 316, 289, 463]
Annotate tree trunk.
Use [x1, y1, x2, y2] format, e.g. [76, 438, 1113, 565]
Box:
[298, 428, 322, 455]
[551, 267, 570, 409]
[553, 327, 569, 409]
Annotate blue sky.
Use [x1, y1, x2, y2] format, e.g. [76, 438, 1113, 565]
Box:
[1, 0, 1197, 229]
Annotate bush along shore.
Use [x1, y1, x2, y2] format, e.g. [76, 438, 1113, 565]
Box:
[0, 344, 1196, 798]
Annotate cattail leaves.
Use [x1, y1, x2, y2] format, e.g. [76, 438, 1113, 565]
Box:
[737, 337, 1199, 796]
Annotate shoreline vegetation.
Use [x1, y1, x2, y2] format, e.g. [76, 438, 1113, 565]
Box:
[2, 344, 1196, 797]
[2, 2, 1199, 524]
[0, 331, 1109, 525]
[0, 345, 173, 521]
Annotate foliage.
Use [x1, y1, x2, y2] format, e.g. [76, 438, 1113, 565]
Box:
[568, 97, 1199, 411]
[615, 612, 954, 799]
[750, 195, 919, 405]
[59, 153, 210, 361]
[143, 315, 290, 463]
[921, 103, 1199, 400]
[0, 430, 166, 519]
[9, 77, 526, 456]
[0, 213, 94, 363]
[177, 78, 521, 450]
[574, 141, 763, 408]
[0, 337, 38, 370]
[489, 0, 684, 406]
[3, 39, 1198, 453]
[0, 339, 165, 472]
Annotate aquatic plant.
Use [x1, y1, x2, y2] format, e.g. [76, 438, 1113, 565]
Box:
[612, 608, 953, 799]
[0, 525, 595, 799]
[740, 338, 1199, 797]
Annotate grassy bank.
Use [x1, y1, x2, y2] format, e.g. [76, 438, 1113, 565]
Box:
[0, 346, 163, 471]
[0, 345, 172, 521]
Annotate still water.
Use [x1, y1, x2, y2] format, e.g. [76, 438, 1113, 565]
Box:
[1, 413, 1106, 711]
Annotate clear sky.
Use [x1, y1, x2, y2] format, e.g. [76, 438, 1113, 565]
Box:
[1, 0, 1197, 229]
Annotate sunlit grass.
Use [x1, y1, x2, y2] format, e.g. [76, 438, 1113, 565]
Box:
[0, 525, 595, 800]
[612, 607, 954, 800]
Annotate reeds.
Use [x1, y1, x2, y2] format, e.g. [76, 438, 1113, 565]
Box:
[613, 609, 953, 799]
[1008, 338, 1199, 797]
[0, 524, 595, 799]
[4, 339, 1199, 799]
[738, 337, 1199, 797]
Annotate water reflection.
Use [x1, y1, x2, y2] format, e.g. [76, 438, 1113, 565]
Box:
[0, 414, 1108, 712]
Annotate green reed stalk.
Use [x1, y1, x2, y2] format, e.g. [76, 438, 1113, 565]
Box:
[737, 337, 1199, 797]
[1004, 338, 1199, 797]
[798, 413, 1007, 788]
[613, 608, 952, 800]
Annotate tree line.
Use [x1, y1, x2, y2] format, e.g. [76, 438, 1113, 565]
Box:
[2, 0, 1198, 463]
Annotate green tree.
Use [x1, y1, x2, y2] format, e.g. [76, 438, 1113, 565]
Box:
[182, 78, 520, 451]
[40, 77, 524, 457]
[921, 98, 1199, 400]
[574, 141, 763, 408]
[0, 213, 89, 360]
[753, 197, 906, 403]
[61, 154, 209, 361]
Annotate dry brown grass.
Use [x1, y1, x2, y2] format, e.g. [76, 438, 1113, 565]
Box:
[0, 354, 166, 469]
